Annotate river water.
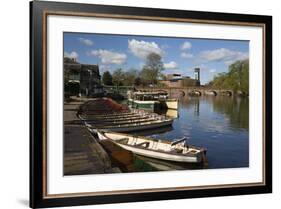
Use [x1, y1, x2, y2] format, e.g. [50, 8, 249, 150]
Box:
[131, 95, 249, 170]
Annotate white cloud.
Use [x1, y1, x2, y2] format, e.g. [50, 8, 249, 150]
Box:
[128, 39, 163, 59]
[164, 61, 178, 69]
[181, 41, 192, 50]
[180, 42, 193, 59]
[199, 48, 248, 65]
[89, 49, 127, 65]
[78, 38, 93, 46]
[64, 51, 78, 59]
[181, 52, 194, 59]
[209, 69, 217, 73]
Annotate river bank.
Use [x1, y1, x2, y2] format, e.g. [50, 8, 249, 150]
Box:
[63, 98, 158, 175]
[63, 99, 121, 175]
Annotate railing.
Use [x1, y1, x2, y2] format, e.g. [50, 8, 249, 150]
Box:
[103, 85, 134, 96]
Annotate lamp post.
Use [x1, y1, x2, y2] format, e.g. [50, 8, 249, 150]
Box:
[88, 69, 92, 97]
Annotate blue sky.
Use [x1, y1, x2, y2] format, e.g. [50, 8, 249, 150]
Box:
[64, 32, 249, 84]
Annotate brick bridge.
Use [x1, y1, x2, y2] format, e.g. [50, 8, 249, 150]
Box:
[136, 87, 234, 97]
[103, 86, 234, 97]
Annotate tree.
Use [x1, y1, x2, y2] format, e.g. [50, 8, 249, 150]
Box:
[134, 77, 142, 86]
[122, 69, 139, 86]
[112, 68, 124, 86]
[102, 71, 113, 85]
[207, 59, 249, 93]
[140, 53, 164, 85]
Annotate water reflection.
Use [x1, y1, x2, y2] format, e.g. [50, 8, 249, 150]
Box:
[136, 155, 206, 171]
[180, 96, 249, 130]
[211, 96, 249, 130]
[132, 95, 249, 169]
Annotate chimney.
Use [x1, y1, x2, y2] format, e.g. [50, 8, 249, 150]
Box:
[194, 68, 200, 86]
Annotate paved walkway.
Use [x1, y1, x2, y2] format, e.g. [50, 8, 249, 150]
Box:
[63, 99, 121, 175]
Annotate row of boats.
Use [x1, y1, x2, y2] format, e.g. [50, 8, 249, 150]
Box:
[79, 97, 207, 164]
[81, 110, 173, 132]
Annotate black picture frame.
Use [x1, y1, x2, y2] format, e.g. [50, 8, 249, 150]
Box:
[30, 1, 272, 208]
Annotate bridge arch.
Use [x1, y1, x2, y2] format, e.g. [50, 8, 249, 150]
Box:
[220, 90, 232, 96]
[178, 90, 186, 97]
[237, 90, 247, 96]
[205, 90, 217, 96]
[188, 90, 202, 96]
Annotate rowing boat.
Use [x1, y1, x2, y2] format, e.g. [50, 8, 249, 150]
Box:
[95, 131, 207, 163]
[83, 115, 151, 122]
[80, 111, 133, 117]
[81, 113, 145, 120]
[86, 118, 159, 125]
[80, 112, 164, 122]
[87, 118, 173, 132]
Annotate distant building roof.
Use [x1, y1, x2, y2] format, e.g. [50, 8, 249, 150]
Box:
[166, 73, 183, 81]
[64, 57, 79, 64]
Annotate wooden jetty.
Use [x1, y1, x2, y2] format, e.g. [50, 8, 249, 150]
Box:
[63, 100, 121, 175]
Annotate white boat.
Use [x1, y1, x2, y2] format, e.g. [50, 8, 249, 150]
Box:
[127, 91, 179, 110]
[95, 131, 207, 163]
[165, 109, 179, 119]
[164, 99, 179, 110]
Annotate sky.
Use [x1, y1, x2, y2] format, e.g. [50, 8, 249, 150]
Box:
[64, 32, 249, 84]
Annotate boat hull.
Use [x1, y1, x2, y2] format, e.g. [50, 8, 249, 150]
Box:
[116, 143, 201, 163]
[128, 99, 159, 111]
[96, 132, 205, 163]
[117, 143, 200, 163]
[93, 120, 173, 132]
[164, 99, 179, 110]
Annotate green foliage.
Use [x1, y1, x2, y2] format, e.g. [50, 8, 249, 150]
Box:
[208, 59, 249, 93]
[112, 68, 124, 86]
[108, 53, 164, 87]
[134, 77, 142, 86]
[102, 71, 113, 85]
[111, 68, 140, 86]
[140, 53, 164, 85]
[122, 70, 138, 86]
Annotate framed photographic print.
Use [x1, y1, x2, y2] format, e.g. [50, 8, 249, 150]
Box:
[30, 0, 272, 208]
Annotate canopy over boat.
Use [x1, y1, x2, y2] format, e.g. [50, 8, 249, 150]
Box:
[127, 90, 179, 110]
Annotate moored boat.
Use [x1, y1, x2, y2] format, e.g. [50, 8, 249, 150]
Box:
[128, 98, 160, 111]
[95, 131, 207, 163]
[164, 99, 179, 109]
[128, 91, 179, 111]
[165, 109, 179, 119]
[87, 117, 173, 132]
[79, 97, 129, 115]
[79, 97, 174, 132]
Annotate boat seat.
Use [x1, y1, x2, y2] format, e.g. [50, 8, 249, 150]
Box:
[115, 137, 129, 144]
[171, 148, 183, 153]
[171, 137, 187, 146]
[135, 141, 150, 148]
